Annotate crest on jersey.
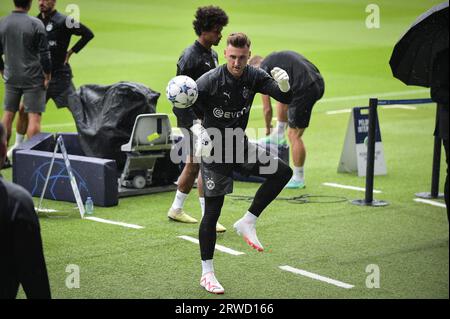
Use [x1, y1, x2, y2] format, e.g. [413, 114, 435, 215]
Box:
[206, 177, 215, 190]
[242, 87, 250, 99]
[46, 23, 53, 32]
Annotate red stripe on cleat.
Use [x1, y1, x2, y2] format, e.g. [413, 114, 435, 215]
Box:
[244, 236, 264, 252]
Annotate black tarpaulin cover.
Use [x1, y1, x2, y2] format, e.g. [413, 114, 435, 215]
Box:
[69, 81, 160, 169]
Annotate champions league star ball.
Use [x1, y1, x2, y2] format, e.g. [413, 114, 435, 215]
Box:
[166, 75, 198, 109]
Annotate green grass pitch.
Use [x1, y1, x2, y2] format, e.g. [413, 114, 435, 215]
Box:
[0, 0, 448, 299]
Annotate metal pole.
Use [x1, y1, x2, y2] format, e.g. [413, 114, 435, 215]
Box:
[352, 98, 388, 207]
[364, 98, 377, 204]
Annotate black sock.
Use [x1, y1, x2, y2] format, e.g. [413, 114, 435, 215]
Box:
[249, 159, 292, 216]
[199, 195, 225, 260]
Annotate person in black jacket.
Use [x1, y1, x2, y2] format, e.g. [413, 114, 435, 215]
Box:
[168, 6, 228, 233]
[179, 33, 293, 294]
[431, 48, 449, 221]
[7, 0, 94, 161]
[0, 122, 51, 299]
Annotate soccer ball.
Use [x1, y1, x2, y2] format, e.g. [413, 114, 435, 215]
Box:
[166, 75, 198, 109]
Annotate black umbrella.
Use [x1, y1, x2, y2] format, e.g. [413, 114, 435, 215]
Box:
[390, 1, 449, 88]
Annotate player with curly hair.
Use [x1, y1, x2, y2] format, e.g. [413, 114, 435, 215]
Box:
[168, 6, 228, 232]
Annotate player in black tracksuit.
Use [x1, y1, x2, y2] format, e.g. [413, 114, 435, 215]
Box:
[37, 7, 94, 108]
[168, 6, 228, 230]
[181, 33, 293, 294]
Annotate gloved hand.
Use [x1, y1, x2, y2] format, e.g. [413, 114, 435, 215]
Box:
[191, 123, 213, 157]
[270, 67, 290, 92]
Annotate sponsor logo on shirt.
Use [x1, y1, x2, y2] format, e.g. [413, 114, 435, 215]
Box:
[213, 108, 224, 118]
[48, 40, 57, 47]
[212, 107, 249, 119]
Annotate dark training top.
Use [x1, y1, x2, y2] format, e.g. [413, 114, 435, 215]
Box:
[260, 50, 323, 93]
[37, 10, 94, 74]
[0, 11, 51, 88]
[174, 41, 219, 128]
[178, 64, 293, 131]
[0, 178, 51, 299]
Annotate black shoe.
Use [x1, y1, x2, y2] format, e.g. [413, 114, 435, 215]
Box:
[2, 157, 12, 169]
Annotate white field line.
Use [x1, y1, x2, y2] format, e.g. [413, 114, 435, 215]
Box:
[323, 182, 382, 193]
[177, 235, 245, 256]
[35, 207, 59, 213]
[84, 216, 144, 229]
[413, 198, 447, 208]
[320, 89, 428, 103]
[326, 105, 417, 115]
[326, 109, 352, 115]
[41, 122, 76, 129]
[381, 105, 417, 110]
[279, 265, 354, 289]
[254, 89, 429, 110]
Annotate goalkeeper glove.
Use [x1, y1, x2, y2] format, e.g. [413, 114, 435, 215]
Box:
[191, 123, 213, 157]
[270, 67, 290, 92]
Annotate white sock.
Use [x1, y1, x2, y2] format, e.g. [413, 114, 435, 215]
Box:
[242, 211, 258, 225]
[274, 121, 287, 139]
[15, 133, 25, 145]
[293, 166, 304, 182]
[171, 190, 188, 210]
[199, 197, 205, 217]
[201, 259, 214, 275]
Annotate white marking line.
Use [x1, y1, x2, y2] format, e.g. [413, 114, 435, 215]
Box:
[84, 216, 144, 229]
[41, 122, 76, 129]
[326, 105, 417, 115]
[323, 182, 382, 193]
[255, 89, 429, 109]
[320, 89, 428, 103]
[178, 235, 245, 256]
[326, 109, 352, 115]
[413, 198, 447, 208]
[279, 265, 354, 289]
[381, 105, 417, 110]
[35, 207, 59, 213]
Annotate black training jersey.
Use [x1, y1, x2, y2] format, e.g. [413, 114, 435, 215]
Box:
[179, 64, 292, 131]
[260, 51, 323, 93]
[37, 10, 94, 73]
[177, 41, 219, 80]
[174, 41, 219, 128]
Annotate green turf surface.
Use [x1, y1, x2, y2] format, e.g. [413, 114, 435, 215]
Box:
[0, 0, 448, 299]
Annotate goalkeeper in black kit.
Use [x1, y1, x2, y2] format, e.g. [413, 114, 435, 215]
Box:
[178, 33, 293, 294]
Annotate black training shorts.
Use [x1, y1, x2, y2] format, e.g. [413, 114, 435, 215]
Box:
[288, 79, 324, 129]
